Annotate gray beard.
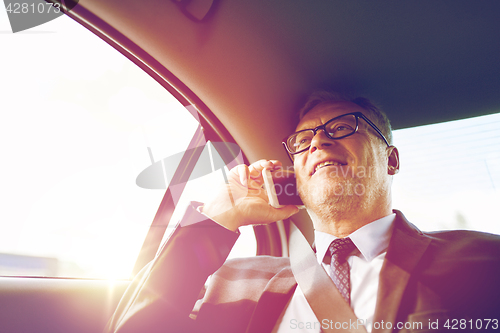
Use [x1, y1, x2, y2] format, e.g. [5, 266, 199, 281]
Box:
[299, 178, 369, 223]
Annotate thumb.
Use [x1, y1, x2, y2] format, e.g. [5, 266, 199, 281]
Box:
[269, 205, 300, 221]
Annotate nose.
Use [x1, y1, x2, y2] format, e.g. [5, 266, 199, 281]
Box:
[309, 129, 332, 153]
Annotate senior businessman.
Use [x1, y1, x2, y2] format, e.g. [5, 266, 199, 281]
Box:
[106, 92, 500, 333]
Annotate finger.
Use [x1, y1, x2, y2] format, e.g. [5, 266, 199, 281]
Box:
[267, 160, 283, 170]
[249, 159, 282, 174]
[248, 159, 269, 178]
[247, 186, 268, 201]
[247, 177, 264, 190]
[237, 164, 249, 187]
[228, 164, 249, 187]
[248, 160, 283, 182]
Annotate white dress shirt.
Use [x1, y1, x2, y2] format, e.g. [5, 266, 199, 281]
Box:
[276, 214, 395, 333]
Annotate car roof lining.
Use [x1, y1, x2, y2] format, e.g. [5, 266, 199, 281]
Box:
[76, 0, 500, 165]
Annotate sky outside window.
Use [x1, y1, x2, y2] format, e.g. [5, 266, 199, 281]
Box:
[392, 113, 500, 234]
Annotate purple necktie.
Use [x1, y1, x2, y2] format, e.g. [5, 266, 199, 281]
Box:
[328, 237, 356, 305]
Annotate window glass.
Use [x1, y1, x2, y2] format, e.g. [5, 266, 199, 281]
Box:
[0, 10, 199, 278]
[164, 141, 256, 259]
[392, 112, 500, 234]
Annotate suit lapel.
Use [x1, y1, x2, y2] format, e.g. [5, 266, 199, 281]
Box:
[246, 211, 431, 333]
[246, 266, 297, 333]
[372, 211, 431, 333]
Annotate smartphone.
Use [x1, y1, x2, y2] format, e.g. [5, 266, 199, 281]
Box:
[262, 168, 304, 208]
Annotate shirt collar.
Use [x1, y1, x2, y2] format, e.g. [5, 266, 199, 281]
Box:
[315, 213, 395, 265]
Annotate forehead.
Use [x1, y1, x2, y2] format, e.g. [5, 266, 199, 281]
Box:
[296, 101, 368, 131]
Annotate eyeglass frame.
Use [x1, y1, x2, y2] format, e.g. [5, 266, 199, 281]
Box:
[282, 112, 390, 161]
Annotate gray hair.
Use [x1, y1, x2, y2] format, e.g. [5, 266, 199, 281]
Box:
[298, 91, 393, 145]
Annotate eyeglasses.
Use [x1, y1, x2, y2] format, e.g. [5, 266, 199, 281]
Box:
[282, 112, 390, 158]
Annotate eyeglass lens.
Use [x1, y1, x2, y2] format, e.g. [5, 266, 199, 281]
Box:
[288, 114, 357, 153]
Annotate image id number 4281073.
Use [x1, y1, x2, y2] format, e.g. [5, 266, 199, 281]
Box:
[443, 319, 498, 330]
[5, 2, 61, 14]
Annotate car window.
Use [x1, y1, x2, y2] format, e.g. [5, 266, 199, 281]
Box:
[0, 10, 255, 279]
[392, 112, 500, 234]
[164, 141, 256, 259]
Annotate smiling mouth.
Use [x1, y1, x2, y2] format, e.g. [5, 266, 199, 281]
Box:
[313, 161, 347, 175]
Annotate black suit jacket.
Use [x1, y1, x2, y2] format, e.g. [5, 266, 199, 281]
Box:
[107, 205, 500, 333]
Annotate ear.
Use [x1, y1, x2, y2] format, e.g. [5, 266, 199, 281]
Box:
[386, 146, 399, 175]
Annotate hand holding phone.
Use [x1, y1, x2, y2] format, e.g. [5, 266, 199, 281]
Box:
[203, 160, 300, 231]
[262, 168, 304, 209]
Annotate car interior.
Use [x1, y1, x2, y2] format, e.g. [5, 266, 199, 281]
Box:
[1, 0, 499, 332]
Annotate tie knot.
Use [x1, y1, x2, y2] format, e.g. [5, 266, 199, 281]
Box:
[329, 238, 355, 261]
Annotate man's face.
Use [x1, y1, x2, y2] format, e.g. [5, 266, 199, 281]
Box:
[293, 101, 395, 220]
